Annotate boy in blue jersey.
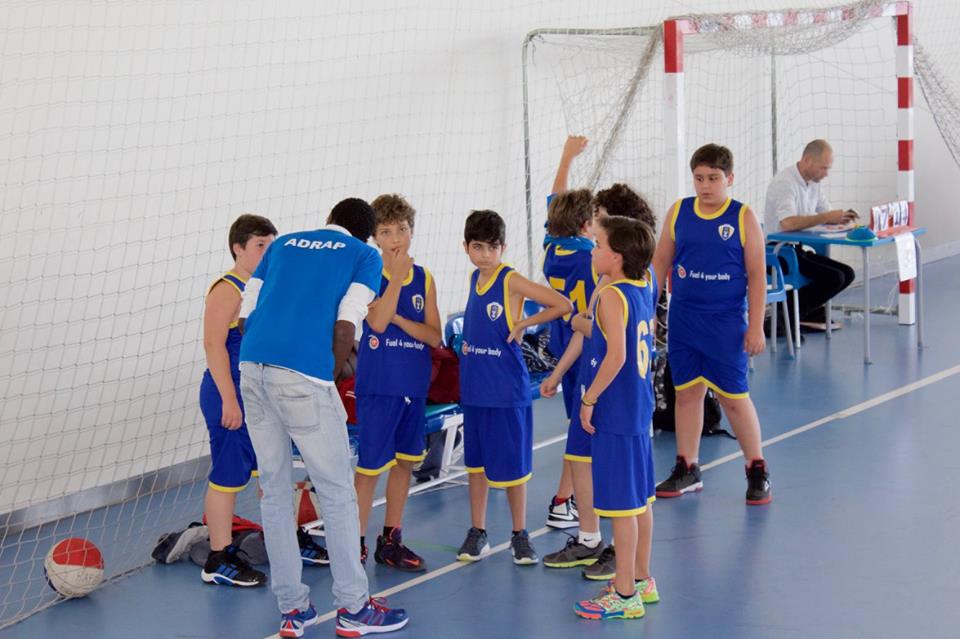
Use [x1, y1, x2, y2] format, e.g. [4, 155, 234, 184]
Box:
[199, 214, 277, 588]
[651, 144, 772, 505]
[239, 199, 408, 638]
[456, 210, 572, 565]
[354, 194, 442, 572]
[573, 215, 660, 621]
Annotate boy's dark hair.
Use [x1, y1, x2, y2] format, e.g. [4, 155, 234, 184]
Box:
[598, 215, 656, 281]
[594, 183, 656, 233]
[328, 198, 376, 242]
[547, 188, 593, 237]
[464, 209, 506, 246]
[228, 214, 278, 259]
[371, 194, 416, 230]
[690, 143, 734, 176]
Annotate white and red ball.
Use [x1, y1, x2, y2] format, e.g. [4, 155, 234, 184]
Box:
[43, 538, 104, 598]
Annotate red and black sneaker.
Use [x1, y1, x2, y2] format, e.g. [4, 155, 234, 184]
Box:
[373, 528, 427, 572]
[655, 456, 703, 498]
[745, 459, 772, 505]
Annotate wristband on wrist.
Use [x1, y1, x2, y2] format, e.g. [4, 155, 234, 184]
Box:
[581, 395, 597, 407]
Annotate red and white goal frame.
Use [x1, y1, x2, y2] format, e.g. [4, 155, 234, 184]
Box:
[663, 2, 917, 324]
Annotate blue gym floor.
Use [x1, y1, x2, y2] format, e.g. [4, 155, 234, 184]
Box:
[4, 255, 960, 639]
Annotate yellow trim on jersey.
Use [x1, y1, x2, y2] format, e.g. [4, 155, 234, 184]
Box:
[693, 196, 732, 220]
[738, 206, 749, 247]
[487, 472, 532, 488]
[466, 466, 486, 474]
[594, 284, 629, 340]
[382, 267, 414, 286]
[554, 247, 579, 257]
[356, 459, 398, 476]
[423, 267, 434, 295]
[668, 199, 683, 241]
[503, 270, 521, 333]
[396, 451, 427, 463]
[208, 480, 249, 494]
[207, 271, 247, 297]
[475, 263, 509, 295]
[563, 454, 592, 463]
[673, 375, 749, 399]
[250, 470, 260, 478]
[228, 320, 240, 329]
[592, 263, 600, 285]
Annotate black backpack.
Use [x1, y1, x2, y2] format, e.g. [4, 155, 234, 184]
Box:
[652, 354, 733, 439]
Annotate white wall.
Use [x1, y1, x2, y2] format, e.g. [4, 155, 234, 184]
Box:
[1, 0, 957, 512]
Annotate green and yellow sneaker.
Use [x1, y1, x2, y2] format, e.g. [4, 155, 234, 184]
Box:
[574, 588, 645, 620]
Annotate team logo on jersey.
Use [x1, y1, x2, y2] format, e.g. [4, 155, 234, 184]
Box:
[677, 265, 687, 279]
[368, 335, 380, 350]
[412, 294, 425, 312]
[718, 224, 735, 241]
[461, 340, 469, 356]
[486, 302, 504, 321]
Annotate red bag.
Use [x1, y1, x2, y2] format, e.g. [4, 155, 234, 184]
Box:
[336, 376, 358, 424]
[428, 346, 460, 404]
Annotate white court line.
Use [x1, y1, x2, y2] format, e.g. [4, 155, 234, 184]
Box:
[265, 363, 960, 637]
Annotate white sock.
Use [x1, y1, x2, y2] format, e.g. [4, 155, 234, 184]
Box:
[578, 530, 601, 548]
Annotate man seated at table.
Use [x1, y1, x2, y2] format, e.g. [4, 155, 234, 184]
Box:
[763, 139, 858, 332]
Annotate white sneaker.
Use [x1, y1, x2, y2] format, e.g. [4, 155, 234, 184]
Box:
[546, 497, 579, 529]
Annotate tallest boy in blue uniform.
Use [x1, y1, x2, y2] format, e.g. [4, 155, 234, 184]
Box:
[238, 198, 409, 638]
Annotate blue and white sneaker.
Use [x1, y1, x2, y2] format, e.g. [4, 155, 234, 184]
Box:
[279, 604, 320, 638]
[336, 598, 409, 637]
[200, 545, 266, 587]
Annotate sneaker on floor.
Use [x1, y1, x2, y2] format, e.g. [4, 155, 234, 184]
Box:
[601, 577, 660, 604]
[574, 589, 645, 620]
[543, 536, 605, 568]
[152, 522, 208, 564]
[456, 527, 490, 562]
[201, 545, 267, 587]
[745, 459, 772, 505]
[297, 528, 330, 566]
[582, 545, 616, 581]
[546, 496, 579, 529]
[336, 598, 409, 637]
[655, 456, 703, 498]
[374, 528, 427, 572]
[280, 604, 319, 638]
[510, 529, 539, 565]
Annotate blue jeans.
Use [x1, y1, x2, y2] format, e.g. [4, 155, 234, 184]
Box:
[239, 362, 368, 614]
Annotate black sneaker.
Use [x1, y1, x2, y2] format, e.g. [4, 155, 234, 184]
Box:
[152, 522, 208, 564]
[510, 529, 539, 565]
[201, 545, 267, 587]
[297, 528, 329, 566]
[360, 540, 368, 566]
[545, 496, 579, 529]
[543, 535, 605, 568]
[456, 527, 490, 562]
[582, 545, 616, 581]
[745, 459, 772, 505]
[655, 456, 703, 498]
[374, 528, 427, 572]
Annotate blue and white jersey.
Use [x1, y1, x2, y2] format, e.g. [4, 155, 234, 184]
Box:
[459, 264, 531, 408]
[582, 272, 657, 437]
[355, 264, 433, 398]
[239, 227, 382, 382]
[669, 196, 749, 312]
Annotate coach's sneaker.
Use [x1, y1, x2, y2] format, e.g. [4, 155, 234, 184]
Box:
[374, 527, 427, 572]
[546, 495, 579, 529]
[279, 604, 319, 638]
[201, 545, 267, 587]
[297, 528, 330, 566]
[336, 598, 409, 637]
[574, 589, 645, 620]
[655, 456, 703, 498]
[745, 459, 772, 505]
[582, 545, 616, 581]
[543, 536, 605, 568]
[510, 529, 539, 565]
[456, 527, 490, 562]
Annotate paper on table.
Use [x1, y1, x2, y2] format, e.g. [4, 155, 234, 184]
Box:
[894, 232, 917, 281]
[809, 222, 856, 233]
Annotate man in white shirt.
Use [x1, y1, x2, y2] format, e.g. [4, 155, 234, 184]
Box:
[763, 139, 857, 331]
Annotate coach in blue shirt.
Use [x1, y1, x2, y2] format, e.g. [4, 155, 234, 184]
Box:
[238, 199, 408, 636]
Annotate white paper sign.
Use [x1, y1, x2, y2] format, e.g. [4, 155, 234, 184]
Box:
[894, 233, 917, 281]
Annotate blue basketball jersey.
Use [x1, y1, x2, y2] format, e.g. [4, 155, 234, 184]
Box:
[355, 265, 433, 398]
[581, 274, 657, 436]
[204, 272, 246, 382]
[460, 264, 531, 408]
[669, 196, 749, 312]
[542, 242, 597, 361]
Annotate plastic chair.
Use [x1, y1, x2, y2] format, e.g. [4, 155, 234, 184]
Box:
[770, 243, 810, 348]
[766, 247, 795, 358]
